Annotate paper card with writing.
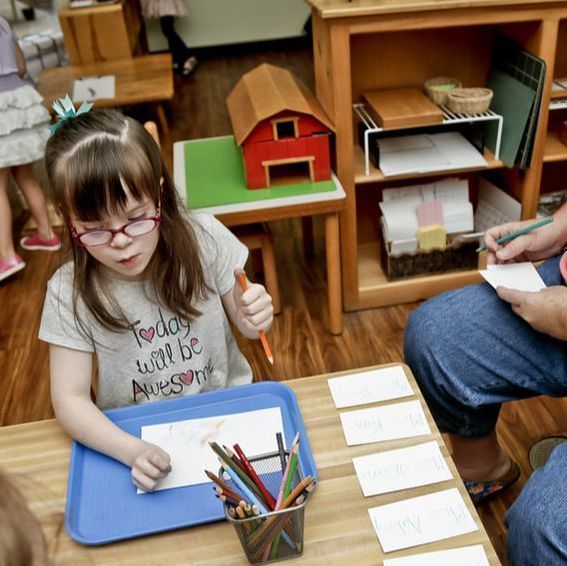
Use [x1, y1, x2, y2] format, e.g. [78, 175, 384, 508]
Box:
[140, 407, 284, 492]
[480, 262, 546, 292]
[353, 441, 452, 496]
[328, 365, 413, 409]
[340, 400, 431, 446]
[72, 75, 116, 102]
[369, 488, 479, 553]
[383, 544, 489, 566]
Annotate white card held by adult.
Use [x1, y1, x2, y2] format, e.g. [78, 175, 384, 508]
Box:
[353, 441, 452, 496]
[382, 544, 489, 566]
[368, 488, 478, 553]
[328, 365, 413, 409]
[340, 400, 431, 446]
[479, 262, 546, 293]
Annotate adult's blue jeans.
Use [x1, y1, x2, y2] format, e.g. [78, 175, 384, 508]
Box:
[403, 256, 567, 564]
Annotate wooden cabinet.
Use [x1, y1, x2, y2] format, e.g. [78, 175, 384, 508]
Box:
[59, 0, 144, 65]
[307, 0, 567, 311]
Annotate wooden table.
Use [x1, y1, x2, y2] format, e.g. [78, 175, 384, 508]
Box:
[174, 136, 346, 335]
[36, 54, 173, 140]
[0, 365, 499, 564]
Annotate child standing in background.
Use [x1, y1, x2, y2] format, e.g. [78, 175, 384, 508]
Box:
[0, 17, 61, 283]
[144, 0, 198, 77]
[39, 107, 273, 492]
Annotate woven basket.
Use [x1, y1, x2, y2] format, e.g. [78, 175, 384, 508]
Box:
[447, 87, 493, 114]
[424, 77, 462, 105]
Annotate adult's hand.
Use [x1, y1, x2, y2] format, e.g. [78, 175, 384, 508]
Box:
[497, 286, 567, 340]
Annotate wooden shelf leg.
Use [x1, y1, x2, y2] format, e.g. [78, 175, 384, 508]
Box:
[325, 212, 342, 335]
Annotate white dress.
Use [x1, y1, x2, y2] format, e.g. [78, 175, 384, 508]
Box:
[143, 0, 187, 18]
[0, 17, 50, 168]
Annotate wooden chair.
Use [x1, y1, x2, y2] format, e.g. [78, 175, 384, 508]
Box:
[232, 223, 282, 315]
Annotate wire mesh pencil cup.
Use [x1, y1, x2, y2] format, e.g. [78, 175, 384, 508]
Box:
[220, 450, 309, 564]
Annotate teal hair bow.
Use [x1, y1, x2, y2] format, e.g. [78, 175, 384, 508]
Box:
[48, 95, 94, 135]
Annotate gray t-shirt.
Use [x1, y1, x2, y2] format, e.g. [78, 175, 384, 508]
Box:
[39, 213, 252, 410]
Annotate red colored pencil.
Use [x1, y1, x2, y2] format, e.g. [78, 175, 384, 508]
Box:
[233, 443, 277, 510]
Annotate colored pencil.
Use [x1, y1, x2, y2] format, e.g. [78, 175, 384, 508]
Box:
[276, 432, 287, 470]
[224, 445, 247, 474]
[209, 442, 266, 502]
[206, 470, 241, 502]
[236, 272, 274, 364]
[476, 217, 553, 252]
[233, 443, 277, 509]
[248, 476, 314, 549]
[220, 462, 268, 514]
[269, 443, 299, 559]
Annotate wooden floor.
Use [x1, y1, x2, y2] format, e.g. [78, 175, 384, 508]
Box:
[3, 37, 567, 564]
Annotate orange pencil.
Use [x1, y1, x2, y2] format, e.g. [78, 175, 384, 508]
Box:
[236, 272, 274, 364]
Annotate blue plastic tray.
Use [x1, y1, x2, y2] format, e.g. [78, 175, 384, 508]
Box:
[65, 381, 317, 545]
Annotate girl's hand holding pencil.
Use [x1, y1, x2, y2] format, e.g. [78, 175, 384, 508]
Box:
[233, 269, 274, 364]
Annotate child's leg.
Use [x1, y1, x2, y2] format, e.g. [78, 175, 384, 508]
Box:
[11, 163, 55, 242]
[0, 167, 16, 259]
[160, 16, 196, 75]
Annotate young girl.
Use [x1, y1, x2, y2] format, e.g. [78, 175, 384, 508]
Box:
[39, 107, 273, 492]
[144, 0, 197, 77]
[0, 17, 61, 283]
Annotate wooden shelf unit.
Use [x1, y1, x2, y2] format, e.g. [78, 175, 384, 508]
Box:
[307, 0, 565, 311]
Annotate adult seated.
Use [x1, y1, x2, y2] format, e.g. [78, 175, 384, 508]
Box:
[404, 205, 567, 564]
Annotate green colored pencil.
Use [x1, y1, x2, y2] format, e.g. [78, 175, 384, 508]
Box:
[477, 217, 553, 252]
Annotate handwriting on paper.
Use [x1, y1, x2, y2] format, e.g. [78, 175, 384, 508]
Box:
[340, 400, 431, 446]
[328, 366, 413, 409]
[383, 544, 489, 566]
[353, 441, 452, 496]
[140, 407, 283, 492]
[368, 488, 478, 552]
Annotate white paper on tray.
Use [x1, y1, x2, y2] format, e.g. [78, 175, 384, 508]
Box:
[328, 365, 413, 409]
[353, 441, 452, 496]
[339, 400, 431, 446]
[383, 544, 489, 566]
[140, 407, 284, 492]
[368, 488, 478, 552]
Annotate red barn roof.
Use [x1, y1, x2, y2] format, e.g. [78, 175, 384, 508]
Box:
[226, 63, 335, 146]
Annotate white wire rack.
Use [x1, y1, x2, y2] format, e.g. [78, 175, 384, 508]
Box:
[353, 103, 504, 176]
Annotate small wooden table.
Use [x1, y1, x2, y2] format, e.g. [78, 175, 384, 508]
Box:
[36, 54, 173, 140]
[0, 365, 499, 564]
[174, 136, 346, 334]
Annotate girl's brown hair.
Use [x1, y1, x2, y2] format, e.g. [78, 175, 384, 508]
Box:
[0, 471, 48, 566]
[44, 109, 209, 333]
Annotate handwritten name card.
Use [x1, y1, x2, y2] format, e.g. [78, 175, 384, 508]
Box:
[383, 544, 489, 566]
[369, 488, 478, 553]
[328, 366, 413, 409]
[353, 441, 452, 496]
[340, 400, 431, 446]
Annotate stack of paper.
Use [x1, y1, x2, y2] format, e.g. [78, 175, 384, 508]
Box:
[379, 178, 474, 250]
[475, 178, 521, 232]
[378, 132, 487, 177]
